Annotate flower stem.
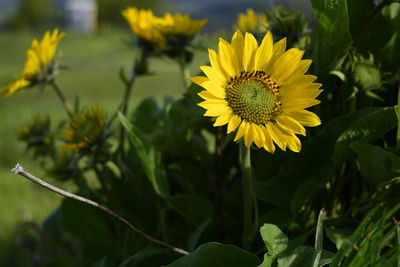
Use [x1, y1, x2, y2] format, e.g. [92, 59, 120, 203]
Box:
[119, 62, 137, 160]
[11, 163, 189, 255]
[178, 57, 190, 89]
[240, 142, 255, 250]
[213, 127, 224, 241]
[49, 81, 73, 117]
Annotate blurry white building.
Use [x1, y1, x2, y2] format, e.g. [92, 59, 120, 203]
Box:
[64, 0, 97, 33]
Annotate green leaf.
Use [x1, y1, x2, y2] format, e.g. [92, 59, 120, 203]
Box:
[311, 0, 352, 74]
[396, 105, 400, 148]
[258, 224, 288, 267]
[313, 209, 327, 267]
[166, 242, 261, 267]
[351, 142, 400, 187]
[333, 107, 398, 165]
[277, 246, 334, 267]
[118, 112, 169, 197]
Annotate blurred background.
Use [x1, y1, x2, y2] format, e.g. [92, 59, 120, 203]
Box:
[0, 0, 311, 262]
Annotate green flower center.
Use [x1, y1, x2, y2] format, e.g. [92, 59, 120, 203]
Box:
[225, 70, 281, 124]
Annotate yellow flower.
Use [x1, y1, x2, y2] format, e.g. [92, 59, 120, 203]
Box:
[122, 7, 165, 49]
[155, 13, 207, 39]
[237, 9, 269, 33]
[60, 105, 105, 151]
[191, 30, 322, 153]
[0, 29, 64, 96]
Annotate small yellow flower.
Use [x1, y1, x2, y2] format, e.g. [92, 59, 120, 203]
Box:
[155, 13, 207, 39]
[122, 7, 165, 49]
[60, 105, 105, 151]
[0, 29, 64, 96]
[236, 9, 269, 33]
[191, 30, 322, 153]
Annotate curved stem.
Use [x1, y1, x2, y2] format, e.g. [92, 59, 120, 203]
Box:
[49, 80, 73, 117]
[240, 142, 256, 250]
[11, 163, 189, 255]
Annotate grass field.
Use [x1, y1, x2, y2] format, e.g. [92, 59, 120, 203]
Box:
[0, 27, 210, 248]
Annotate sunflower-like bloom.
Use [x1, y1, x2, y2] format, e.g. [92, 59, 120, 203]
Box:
[156, 13, 207, 41]
[237, 9, 269, 34]
[122, 7, 165, 49]
[60, 105, 105, 151]
[191, 30, 322, 153]
[0, 29, 64, 96]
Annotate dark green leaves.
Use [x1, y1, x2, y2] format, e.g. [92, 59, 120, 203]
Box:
[167, 242, 261, 267]
[333, 107, 398, 164]
[259, 224, 288, 267]
[119, 112, 170, 197]
[311, 0, 352, 73]
[352, 142, 400, 187]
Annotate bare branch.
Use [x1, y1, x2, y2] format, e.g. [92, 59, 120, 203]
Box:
[11, 164, 189, 255]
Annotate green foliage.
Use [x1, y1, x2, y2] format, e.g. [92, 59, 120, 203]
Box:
[166, 242, 261, 267]
[2, 0, 400, 266]
[5, 0, 56, 30]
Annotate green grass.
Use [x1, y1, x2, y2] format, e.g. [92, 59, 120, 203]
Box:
[0, 27, 210, 246]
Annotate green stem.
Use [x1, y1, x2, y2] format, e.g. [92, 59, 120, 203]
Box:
[178, 57, 190, 90]
[240, 142, 255, 250]
[49, 80, 73, 118]
[119, 62, 137, 160]
[213, 127, 224, 241]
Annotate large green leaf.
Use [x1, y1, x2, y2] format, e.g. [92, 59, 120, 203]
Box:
[351, 142, 400, 187]
[166, 242, 261, 267]
[258, 224, 288, 267]
[333, 107, 397, 165]
[277, 246, 334, 267]
[311, 0, 352, 74]
[119, 112, 169, 197]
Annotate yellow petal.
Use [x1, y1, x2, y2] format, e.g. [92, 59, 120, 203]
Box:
[198, 90, 219, 101]
[198, 100, 230, 116]
[227, 115, 242, 133]
[283, 98, 321, 112]
[253, 124, 265, 148]
[243, 33, 258, 71]
[200, 66, 227, 87]
[244, 123, 254, 147]
[261, 125, 275, 153]
[288, 110, 321, 127]
[234, 120, 249, 142]
[231, 30, 244, 70]
[285, 134, 301, 153]
[208, 49, 228, 80]
[214, 112, 233, 126]
[189, 76, 226, 98]
[254, 32, 273, 71]
[276, 115, 306, 136]
[267, 122, 286, 151]
[265, 37, 286, 74]
[272, 48, 304, 84]
[218, 38, 239, 77]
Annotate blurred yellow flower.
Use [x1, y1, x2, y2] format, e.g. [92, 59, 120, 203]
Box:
[60, 105, 105, 151]
[156, 13, 207, 39]
[236, 9, 269, 33]
[0, 29, 64, 96]
[122, 7, 165, 49]
[191, 30, 322, 153]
